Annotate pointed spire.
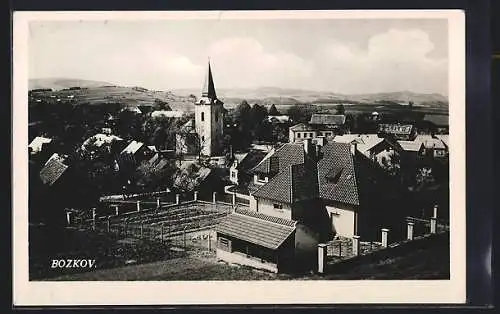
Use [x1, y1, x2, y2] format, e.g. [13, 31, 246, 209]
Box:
[201, 59, 217, 99]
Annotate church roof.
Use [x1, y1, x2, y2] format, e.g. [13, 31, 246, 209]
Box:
[201, 61, 217, 100]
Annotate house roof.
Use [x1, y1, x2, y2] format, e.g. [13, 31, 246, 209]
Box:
[289, 123, 315, 132]
[309, 114, 346, 125]
[121, 140, 144, 154]
[28, 136, 52, 152]
[378, 124, 413, 135]
[216, 209, 296, 250]
[435, 135, 449, 147]
[233, 150, 268, 172]
[318, 142, 360, 206]
[415, 135, 447, 149]
[82, 134, 122, 149]
[398, 140, 424, 152]
[252, 162, 319, 204]
[39, 157, 68, 186]
[251, 143, 306, 175]
[267, 115, 290, 123]
[333, 134, 385, 156]
[424, 114, 449, 127]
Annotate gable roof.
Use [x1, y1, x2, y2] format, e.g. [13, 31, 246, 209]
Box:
[252, 162, 318, 204]
[318, 142, 360, 206]
[216, 209, 296, 250]
[28, 136, 52, 152]
[251, 143, 306, 175]
[39, 157, 68, 186]
[398, 140, 424, 152]
[424, 114, 449, 127]
[121, 140, 144, 155]
[233, 150, 268, 173]
[333, 134, 386, 156]
[310, 114, 346, 125]
[289, 123, 315, 132]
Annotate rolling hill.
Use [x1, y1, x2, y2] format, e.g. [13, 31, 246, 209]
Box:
[29, 78, 448, 112]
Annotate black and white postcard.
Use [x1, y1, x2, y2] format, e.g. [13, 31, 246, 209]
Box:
[13, 10, 466, 305]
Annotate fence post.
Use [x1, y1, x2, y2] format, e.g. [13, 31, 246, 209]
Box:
[136, 201, 141, 212]
[140, 222, 143, 238]
[352, 235, 360, 256]
[433, 204, 439, 219]
[194, 191, 198, 201]
[381, 228, 389, 248]
[317, 243, 327, 274]
[107, 216, 110, 232]
[338, 241, 342, 257]
[232, 193, 236, 206]
[92, 208, 96, 231]
[66, 211, 71, 226]
[114, 205, 119, 216]
[161, 223, 164, 243]
[407, 222, 415, 241]
[156, 197, 160, 209]
[208, 232, 212, 251]
[212, 192, 217, 204]
[430, 217, 437, 234]
[176, 194, 180, 205]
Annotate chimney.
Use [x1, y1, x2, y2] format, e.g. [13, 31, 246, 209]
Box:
[303, 138, 313, 157]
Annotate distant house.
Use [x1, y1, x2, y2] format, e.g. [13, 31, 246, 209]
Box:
[333, 134, 402, 169]
[28, 136, 52, 154]
[228, 150, 268, 186]
[175, 120, 200, 156]
[266, 115, 290, 124]
[415, 135, 448, 159]
[39, 154, 69, 187]
[378, 124, 416, 141]
[423, 114, 449, 134]
[81, 133, 123, 152]
[288, 114, 345, 143]
[119, 140, 154, 165]
[398, 140, 425, 156]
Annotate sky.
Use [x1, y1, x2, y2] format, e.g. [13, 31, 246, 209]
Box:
[28, 18, 449, 95]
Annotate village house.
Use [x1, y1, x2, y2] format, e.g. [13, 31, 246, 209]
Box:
[288, 114, 346, 143]
[228, 150, 268, 187]
[378, 123, 416, 141]
[119, 140, 154, 166]
[415, 134, 449, 159]
[332, 134, 402, 169]
[28, 136, 52, 155]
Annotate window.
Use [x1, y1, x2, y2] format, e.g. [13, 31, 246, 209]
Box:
[231, 171, 236, 178]
[201, 136, 205, 142]
[273, 203, 284, 212]
[297, 133, 301, 138]
[310, 132, 314, 137]
[201, 112, 204, 121]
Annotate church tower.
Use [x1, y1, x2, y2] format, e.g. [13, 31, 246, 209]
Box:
[194, 61, 224, 156]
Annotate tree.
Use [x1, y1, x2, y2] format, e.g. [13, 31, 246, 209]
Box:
[268, 104, 280, 116]
[335, 104, 345, 115]
[153, 99, 172, 111]
[287, 104, 313, 124]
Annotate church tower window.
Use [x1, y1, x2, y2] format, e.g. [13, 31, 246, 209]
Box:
[201, 112, 205, 121]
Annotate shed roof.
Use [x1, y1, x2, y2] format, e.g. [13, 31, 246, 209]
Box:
[216, 209, 296, 250]
[39, 157, 68, 186]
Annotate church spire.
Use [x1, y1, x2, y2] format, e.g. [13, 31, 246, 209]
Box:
[201, 59, 217, 100]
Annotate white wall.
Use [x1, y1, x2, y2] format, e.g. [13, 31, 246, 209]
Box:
[229, 166, 238, 184]
[326, 205, 357, 237]
[256, 198, 292, 220]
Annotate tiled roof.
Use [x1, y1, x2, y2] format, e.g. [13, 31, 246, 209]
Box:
[398, 140, 424, 152]
[234, 151, 268, 173]
[216, 211, 296, 250]
[121, 140, 144, 154]
[318, 142, 360, 206]
[39, 157, 68, 186]
[289, 123, 315, 132]
[424, 114, 449, 127]
[310, 114, 346, 125]
[252, 162, 318, 204]
[251, 143, 306, 175]
[234, 207, 296, 227]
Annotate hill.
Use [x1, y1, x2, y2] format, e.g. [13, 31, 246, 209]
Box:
[29, 78, 116, 91]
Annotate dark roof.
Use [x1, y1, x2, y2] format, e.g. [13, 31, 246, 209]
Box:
[423, 114, 449, 127]
[251, 143, 306, 175]
[252, 162, 319, 204]
[318, 142, 360, 206]
[39, 158, 69, 186]
[216, 209, 296, 250]
[234, 150, 268, 173]
[234, 207, 296, 227]
[309, 114, 346, 125]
